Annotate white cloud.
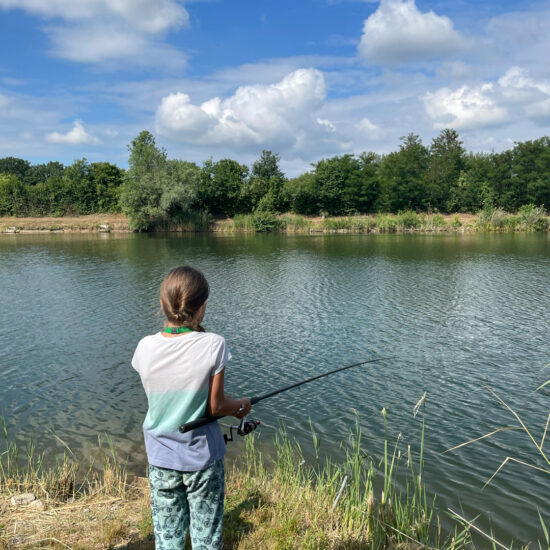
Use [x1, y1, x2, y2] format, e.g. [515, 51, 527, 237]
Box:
[156, 69, 335, 153]
[423, 84, 507, 130]
[45, 23, 188, 69]
[424, 66, 550, 130]
[0, 0, 188, 69]
[46, 120, 101, 145]
[358, 0, 463, 64]
[0, 0, 188, 32]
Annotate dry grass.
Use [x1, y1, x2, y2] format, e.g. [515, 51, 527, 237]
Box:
[0, 477, 152, 550]
[0, 214, 130, 233]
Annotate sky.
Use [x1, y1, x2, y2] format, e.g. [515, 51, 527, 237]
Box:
[1, 0, 550, 175]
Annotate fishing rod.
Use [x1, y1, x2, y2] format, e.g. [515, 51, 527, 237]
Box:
[178, 356, 391, 440]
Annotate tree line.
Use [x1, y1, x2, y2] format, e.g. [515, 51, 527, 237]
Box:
[0, 129, 549, 230]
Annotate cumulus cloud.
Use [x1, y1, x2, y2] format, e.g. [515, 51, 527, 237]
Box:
[46, 120, 100, 145]
[156, 68, 336, 153]
[0, 0, 188, 68]
[423, 66, 550, 130]
[358, 0, 463, 64]
[423, 84, 507, 130]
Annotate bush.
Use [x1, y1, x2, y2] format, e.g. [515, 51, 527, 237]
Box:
[252, 210, 285, 232]
[519, 204, 548, 231]
[476, 207, 509, 230]
[424, 214, 447, 230]
[396, 210, 422, 229]
[451, 214, 462, 228]
[375, 214, 397, 232]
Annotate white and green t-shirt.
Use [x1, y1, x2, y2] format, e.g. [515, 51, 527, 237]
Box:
[132, 331, 230, 471]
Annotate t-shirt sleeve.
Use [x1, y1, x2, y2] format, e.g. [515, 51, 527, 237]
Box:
[131, 341, 141, 372]
[211, 335, 232, 376]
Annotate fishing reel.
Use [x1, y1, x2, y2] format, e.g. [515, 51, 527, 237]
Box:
[224, 416, 260, 444]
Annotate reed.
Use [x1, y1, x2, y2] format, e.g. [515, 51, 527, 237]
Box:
[232, 213, 255, 231]
[279, 214, 311, 231]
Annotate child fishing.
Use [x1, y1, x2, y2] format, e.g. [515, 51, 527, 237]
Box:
[131, 265, 251, 549]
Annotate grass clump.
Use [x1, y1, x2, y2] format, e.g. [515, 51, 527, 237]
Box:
[223, 410, 473, 550]
[423, 213, 447, 230]
[280, 214, 311, 232]
[323, 217, 353, 230]
[375, 214, 397, 233]
[395, 210, 422, 230]
[518, 204, 549, 231]
[233, 214, 255, 231]
[475, 206, 509, 230]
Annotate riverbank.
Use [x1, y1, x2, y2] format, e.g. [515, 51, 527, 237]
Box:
[2, 209, 549, 234]
[0, 425, 479, 550]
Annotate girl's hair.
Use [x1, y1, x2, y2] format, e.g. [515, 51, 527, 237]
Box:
[160, 266, 209, 332]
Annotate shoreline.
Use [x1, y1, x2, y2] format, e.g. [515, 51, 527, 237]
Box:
[1, 211, 548, 234]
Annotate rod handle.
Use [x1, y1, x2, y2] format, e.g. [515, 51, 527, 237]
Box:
[179, 415, 221, 433]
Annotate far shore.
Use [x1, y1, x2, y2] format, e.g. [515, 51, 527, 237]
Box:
[0, 212, 530, 235]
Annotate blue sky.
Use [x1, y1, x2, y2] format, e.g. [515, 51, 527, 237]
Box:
[1, 0, 549, 175]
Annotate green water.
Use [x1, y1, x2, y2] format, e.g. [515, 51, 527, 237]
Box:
[1, 232, 549, 544]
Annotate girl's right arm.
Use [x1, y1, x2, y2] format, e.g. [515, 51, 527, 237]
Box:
[208, 368, 251, 418]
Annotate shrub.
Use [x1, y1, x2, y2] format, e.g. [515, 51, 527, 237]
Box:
[375, 214, 397, 232]
[252, 210, 285, 232]
[451, 214, 462, 228]
[396, 210, 422, 229]
[424, 214, 447, 230]
[476, 207, 509, 230]
[518, 204, 549, 231]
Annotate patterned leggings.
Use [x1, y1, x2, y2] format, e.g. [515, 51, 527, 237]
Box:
[148, 460, 225, 550]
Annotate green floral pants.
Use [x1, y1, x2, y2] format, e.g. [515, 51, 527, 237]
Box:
[148, 459, 225, 550]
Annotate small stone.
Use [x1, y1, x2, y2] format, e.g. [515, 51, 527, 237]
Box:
[10, 493, 36, 506]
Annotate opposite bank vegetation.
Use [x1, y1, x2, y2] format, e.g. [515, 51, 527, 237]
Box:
[1, 207, 549, 235]
[1, 388, 549, 550]
[1, 130, 550, 233]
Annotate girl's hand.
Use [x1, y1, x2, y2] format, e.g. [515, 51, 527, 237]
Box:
[235, 397, 251, 419]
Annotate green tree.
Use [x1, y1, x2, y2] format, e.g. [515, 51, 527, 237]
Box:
[0, 157, 30, 181]
[0, 174, 28, 216]
[354, 152, 381, 213]
[64, 158, 96, 214]
[427, 128, 465, 212]
[24, 161, 65, 186]
[199, 158, 248, 216]
[90, 162, 123, 212]
[282, 173, 318, 215]
[120, 131, 198, 230]
[378, 134, 428, 212]
[244, 150, 286, 212]
[509, 137, 550, 209]
[314, 154, 363, 215]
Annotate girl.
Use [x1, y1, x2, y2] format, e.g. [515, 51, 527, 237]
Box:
[132, 266, 251, 550]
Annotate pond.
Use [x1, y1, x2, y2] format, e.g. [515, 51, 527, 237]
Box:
[1, 232, 549, 544]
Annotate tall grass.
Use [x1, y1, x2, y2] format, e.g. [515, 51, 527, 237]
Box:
[224, 408, 473, 549]
[0, 418, 128, 502]
[444, 377, 549, 547]
[476, 205, 550, 231]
